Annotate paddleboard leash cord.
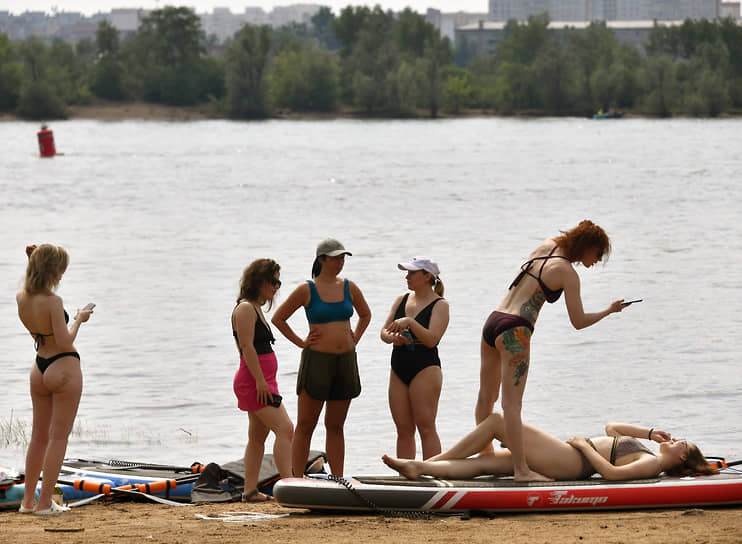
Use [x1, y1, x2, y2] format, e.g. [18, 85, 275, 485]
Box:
[327, 475, 438, 519]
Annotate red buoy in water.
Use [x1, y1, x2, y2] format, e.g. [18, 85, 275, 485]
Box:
[37, 124, 56, 157]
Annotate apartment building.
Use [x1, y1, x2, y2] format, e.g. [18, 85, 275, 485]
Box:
[488, 0, 721, 21]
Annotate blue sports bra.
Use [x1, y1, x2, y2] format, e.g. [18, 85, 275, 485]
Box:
[305, 279, 353, 325]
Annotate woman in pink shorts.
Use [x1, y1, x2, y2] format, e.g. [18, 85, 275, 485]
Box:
[232, 259, 293, 501]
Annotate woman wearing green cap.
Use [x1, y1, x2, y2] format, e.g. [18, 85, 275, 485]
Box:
[272, 238, 371, 477]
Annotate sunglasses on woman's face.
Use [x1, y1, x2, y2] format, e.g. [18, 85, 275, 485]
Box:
[270, 278, 281, 288]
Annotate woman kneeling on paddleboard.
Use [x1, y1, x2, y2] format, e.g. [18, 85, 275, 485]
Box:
[232, 259, 294, 502]
[382, 413, 718, 481]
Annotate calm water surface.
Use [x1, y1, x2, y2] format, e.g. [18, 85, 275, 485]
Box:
[1, 117, 740, 474]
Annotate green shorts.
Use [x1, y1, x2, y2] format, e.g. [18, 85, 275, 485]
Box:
[297, 348, 361, 401]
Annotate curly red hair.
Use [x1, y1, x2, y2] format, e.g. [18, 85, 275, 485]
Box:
[553, 220, 611, 262]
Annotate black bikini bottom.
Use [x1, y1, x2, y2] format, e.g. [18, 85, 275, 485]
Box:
[36, 352, 80, 374]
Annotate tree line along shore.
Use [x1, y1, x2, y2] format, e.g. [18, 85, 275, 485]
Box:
[1, 6, 741, 121]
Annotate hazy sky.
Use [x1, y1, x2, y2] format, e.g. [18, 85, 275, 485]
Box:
[3, 1, 489, 16]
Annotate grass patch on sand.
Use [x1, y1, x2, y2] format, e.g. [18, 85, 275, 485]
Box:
[0, 411, 28, 447]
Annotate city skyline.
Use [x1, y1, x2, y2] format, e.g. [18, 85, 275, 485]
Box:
[1, 1, 487, 16]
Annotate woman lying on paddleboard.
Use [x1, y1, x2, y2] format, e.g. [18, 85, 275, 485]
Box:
[382, 413, 718, 481]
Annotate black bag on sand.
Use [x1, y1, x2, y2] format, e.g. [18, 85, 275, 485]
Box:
[190, 451, 326, 503]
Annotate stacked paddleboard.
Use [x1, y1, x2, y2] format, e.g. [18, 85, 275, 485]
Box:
[0, 458, 201, 510]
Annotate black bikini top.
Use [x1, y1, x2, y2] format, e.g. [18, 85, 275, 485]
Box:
[232, 304, 275, 356]
[509, 247, 569, 304]
[31, 309, 69, 351]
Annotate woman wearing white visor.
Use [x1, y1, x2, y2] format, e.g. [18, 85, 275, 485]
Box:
[381, 257, 449, 460]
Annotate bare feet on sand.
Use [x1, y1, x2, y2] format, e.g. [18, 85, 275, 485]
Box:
[382, 455, 422, 480]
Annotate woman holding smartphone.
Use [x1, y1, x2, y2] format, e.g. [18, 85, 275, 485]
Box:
[272, 239, 371, 477]
[476, 220, 627, 482]
[232, 258, 294, 501]
[17, 244, 94, 515]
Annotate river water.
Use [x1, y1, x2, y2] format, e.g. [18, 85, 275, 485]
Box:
[1, 117, 740, 475]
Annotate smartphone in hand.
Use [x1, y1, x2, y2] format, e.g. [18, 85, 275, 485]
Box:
[267, 394, 282, 408]
[621, 299, 642, 307]
[82, 303, 96, 311]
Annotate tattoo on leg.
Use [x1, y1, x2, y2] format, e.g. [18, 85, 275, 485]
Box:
[503, 328, 531, 387]
[510, 355, 528, 386]
[502, 327, 530, 356]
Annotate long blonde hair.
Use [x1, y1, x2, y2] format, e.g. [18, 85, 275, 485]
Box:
[24, 244, 68, 294]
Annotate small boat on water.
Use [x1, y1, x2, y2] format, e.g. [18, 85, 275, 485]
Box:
[593, 110, 624, 119]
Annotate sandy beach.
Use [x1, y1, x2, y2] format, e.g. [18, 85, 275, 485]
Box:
[2, 501, 742, 543]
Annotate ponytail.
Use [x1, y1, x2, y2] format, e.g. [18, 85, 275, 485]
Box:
[311, 257, 322, 278]
[433, 277, 444, 297]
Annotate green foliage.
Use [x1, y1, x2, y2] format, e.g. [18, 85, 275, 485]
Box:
[96, 20, 120, 56]
[640, 56, 678, 117]
[126, 6, 210, 106]
[4, 10, 742, 118]
[344, 8, 397, 112]
[269, 47, 338, 111]
[385, 60, 418, 116]
[333, 5, 373, 58]
[0, 33, 22, 111]
[91, 21, 125, 100]
[454, 35, 478, 68]
[417, 34, 453, 118]
[497, 14, 551, 66]
[492, 62, 532, 112]
[16, 80, 67, 119]
[225, 24, 272, 118]
[532, 41, 576, 112]
[92, 58, 126, 100]
[139, 6, 204, 67]
[15, 38, 70, 118]
[395, 8, 436, 58]
[311, 7, 339, 50]
[443, 67, 473, 113]
[565, 22, 618, 114]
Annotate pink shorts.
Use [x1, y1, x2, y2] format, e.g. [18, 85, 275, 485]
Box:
[233, 352, 280, 412]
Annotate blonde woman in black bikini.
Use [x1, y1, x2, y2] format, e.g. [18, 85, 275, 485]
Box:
[383, 413, 719, 481]
[16, 245, 94, 515]
[476, 220, 628, 482]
